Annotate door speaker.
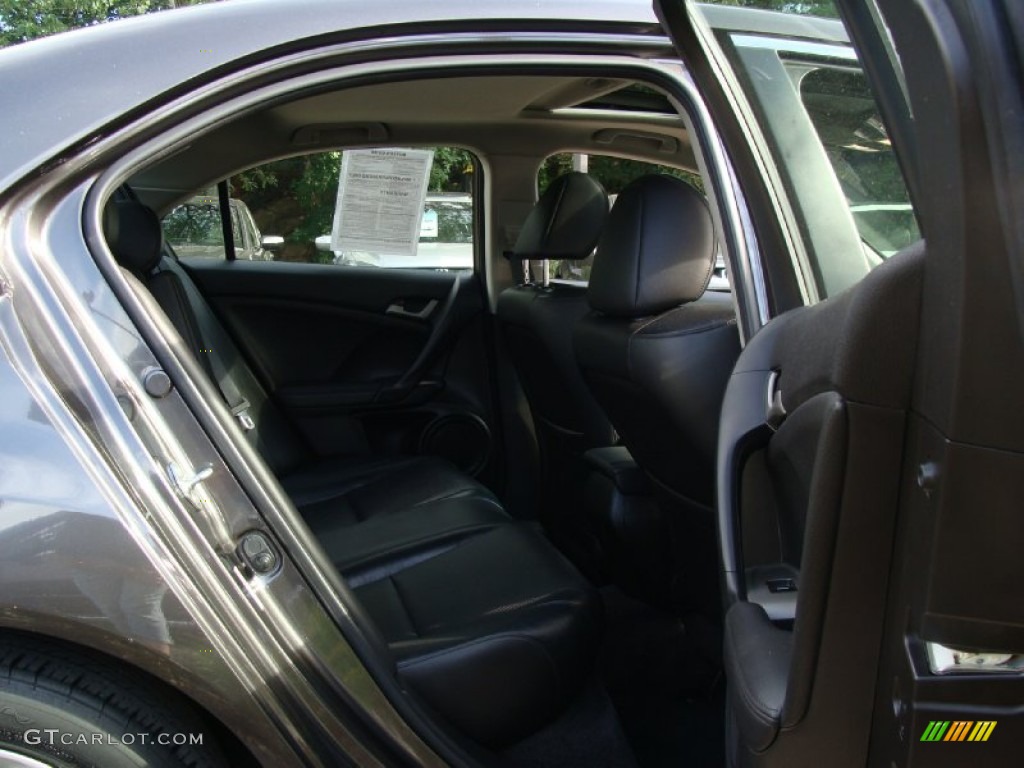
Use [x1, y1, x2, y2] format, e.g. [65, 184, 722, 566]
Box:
[419, 413, 491, 476]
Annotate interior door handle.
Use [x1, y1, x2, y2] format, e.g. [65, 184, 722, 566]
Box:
[377, 278, 460, 403]
[386, 298, 438, 320]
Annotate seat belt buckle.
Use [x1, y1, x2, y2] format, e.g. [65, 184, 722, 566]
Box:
[230, 400, 255, 432]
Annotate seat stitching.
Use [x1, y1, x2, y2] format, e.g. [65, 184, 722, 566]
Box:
[633, 190, 645, 311]
[396, 631, 564, 700]
[341, 523, 502, 582]
[284, 458, 430, 504]
[389, 576, 421, 639]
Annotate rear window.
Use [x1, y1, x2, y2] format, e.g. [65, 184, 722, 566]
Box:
[162, 147, 479, 270]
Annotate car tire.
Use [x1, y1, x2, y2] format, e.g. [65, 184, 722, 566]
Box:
[0, 634, 228, 768]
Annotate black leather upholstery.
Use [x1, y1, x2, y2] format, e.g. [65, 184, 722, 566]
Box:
[575, 175, 740, 508]
[497, 174, 615, 559]
[587, 174, 716, 317]
[511, 171, 608, 260]
[281, 454, 494, 530]
[582, 445, 669, 600]
[104, 197, 603, 749]
[498, 284, 616, 448]
[103, 199, 163, 277]
[723, 602, 791, 752]
[584, 446, 651, 496]
[352, 522, 601, 747]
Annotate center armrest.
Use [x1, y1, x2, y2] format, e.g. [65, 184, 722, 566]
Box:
[584, 446, 651, 495]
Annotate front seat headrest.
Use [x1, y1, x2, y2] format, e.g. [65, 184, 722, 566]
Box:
[587, 174, 715, 318]
[511, 172, 609, 260]
[102, 199, 164, 277]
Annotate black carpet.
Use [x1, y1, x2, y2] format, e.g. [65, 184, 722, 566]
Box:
[599, 587, 726, 768]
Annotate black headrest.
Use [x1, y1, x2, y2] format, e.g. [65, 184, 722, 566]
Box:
[587, 175, 714, 317]
[511, 172, 609, 260]
[102, 199, 164, 276]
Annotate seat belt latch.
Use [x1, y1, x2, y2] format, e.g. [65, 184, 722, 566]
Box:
[231, 400, 255, 432]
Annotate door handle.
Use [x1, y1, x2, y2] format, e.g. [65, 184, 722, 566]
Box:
[386, 298, 438, 320]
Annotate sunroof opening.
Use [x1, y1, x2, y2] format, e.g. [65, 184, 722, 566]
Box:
[576, 84, 675, 113]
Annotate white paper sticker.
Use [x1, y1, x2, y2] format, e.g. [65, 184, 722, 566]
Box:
[330, 148, 434, 258]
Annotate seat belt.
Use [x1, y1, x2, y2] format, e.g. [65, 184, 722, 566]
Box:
[202, 344, 256, 432]
[153, 258, 256, 433]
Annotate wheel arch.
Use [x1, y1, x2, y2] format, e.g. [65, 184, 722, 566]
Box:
[0, 624, 263, 767]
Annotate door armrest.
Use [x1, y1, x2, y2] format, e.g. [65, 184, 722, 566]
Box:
[724, 601, 792, 753]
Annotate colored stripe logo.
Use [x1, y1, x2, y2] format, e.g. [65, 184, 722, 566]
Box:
[920, 721, 997, 742]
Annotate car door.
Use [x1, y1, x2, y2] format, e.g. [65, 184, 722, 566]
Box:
[655, 1, 1024, 766]
[158, 151, 503, 492]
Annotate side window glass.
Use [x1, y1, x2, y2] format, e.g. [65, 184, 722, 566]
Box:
[162, 148, 478, 269]
[698, 0, 919, 297]
[162, 196, 263, 259]
[800, 68, 919, 257]
[537, 154, 726, 288]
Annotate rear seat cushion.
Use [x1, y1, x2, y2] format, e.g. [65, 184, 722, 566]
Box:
[281, 454, 496, 529]
[351, 522, 602, 747]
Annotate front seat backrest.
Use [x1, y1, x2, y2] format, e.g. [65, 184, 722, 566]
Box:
[574, 174, 740, 510]
[496, 172, 613, 524]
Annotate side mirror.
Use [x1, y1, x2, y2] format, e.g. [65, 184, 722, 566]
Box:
[314, 235, 333, 253]
[261, 235, 284, 251]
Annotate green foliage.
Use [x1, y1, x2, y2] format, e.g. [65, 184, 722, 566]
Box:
[701, 0, 839, 18]
[429, 147, 475, 192]
[162, 202, 221, 246]
[537, 154, 574, 195]
[0, 0, 212, 47]
[539, 154, 703, 197]
[289, 152, 342, 248]
[228, 149, 478, 262]
[235, 166, 278, 193]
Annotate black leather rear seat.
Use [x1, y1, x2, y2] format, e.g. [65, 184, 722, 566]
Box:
[102, 198, 601, 747]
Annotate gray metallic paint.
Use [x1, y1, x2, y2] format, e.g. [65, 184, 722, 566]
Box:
[1, 166, 449, 765]
[0, 0, 663, 194]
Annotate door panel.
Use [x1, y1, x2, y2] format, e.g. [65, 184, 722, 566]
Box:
[658, 1, 1024, 766]
[181, 259, 500, 483]
[713, 246, 923, 767]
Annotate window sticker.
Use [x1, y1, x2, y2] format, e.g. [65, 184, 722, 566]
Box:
[330, 148, 434, 257]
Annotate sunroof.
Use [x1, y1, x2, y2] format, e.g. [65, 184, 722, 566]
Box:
[576, 84, 675, 114]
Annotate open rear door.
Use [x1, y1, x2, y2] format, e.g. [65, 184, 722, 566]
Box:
[654, 1, 1024, 766]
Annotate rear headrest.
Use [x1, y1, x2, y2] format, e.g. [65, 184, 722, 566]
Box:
[511, 172, 609, 260]
[102, 199, 163, 277]
[587, 175, 714, 318]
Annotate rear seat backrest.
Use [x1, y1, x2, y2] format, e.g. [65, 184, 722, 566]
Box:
[103, 199, 309, 473]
